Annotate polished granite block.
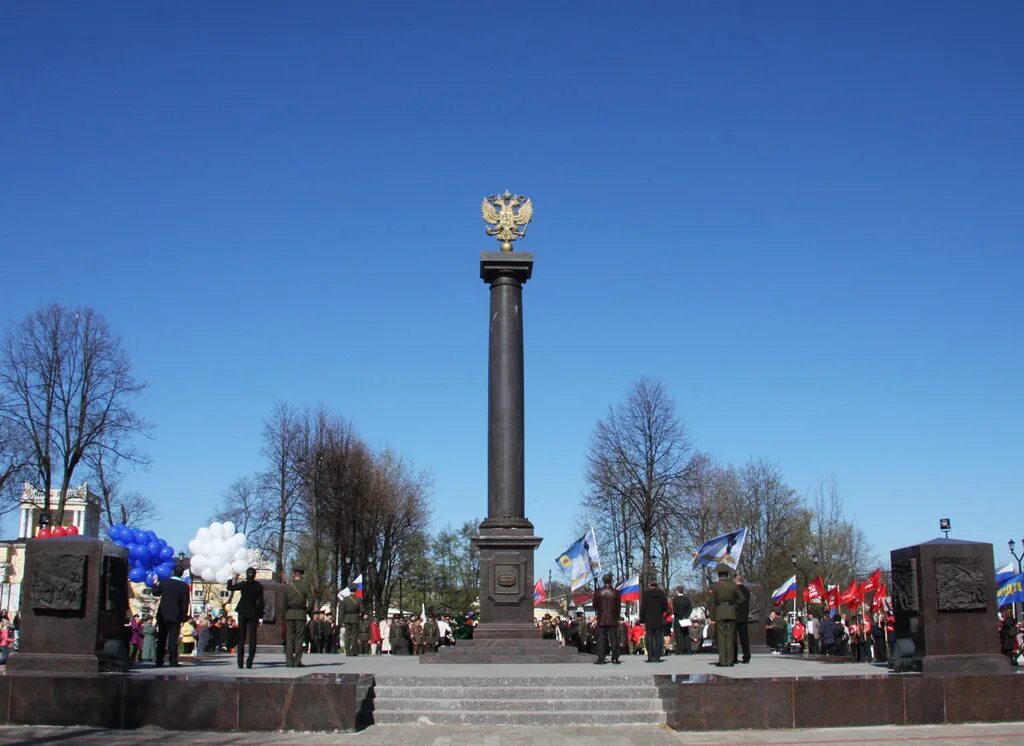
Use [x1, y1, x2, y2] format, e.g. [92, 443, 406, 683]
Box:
[123, 677, 240, 731]
[663, 674, 793, 730]
[701, 678, 794, 730]
[794, 676, 905, 727]
[903, 676, 945, 724]
[8, 673, 126, 727]
[943, 672, 1024, 723]
[0, 675, 10, 725]
[237, 675, 367, 731]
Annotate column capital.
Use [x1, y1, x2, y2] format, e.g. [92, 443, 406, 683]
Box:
[480, 252, 533, 284]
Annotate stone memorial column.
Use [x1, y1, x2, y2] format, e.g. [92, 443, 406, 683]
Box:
[472, 192, 542, 640]
[473, 251, 542, 639]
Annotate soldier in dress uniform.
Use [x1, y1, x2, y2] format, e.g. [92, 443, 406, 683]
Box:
[422, 613, 440, 653]
[389, 613, 410, 654]
[572, 611, 588, 653]
[709, 563, 742, 667]
[340, 583, 364, 656]
[409, 617, 424, 655]
[356, 612, 371, 655]
[283, 566, 312, 667]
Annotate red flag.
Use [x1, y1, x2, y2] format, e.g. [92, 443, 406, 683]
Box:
[840, 580, 863, 608]
[533, 578, 546, 605]
[806, 576, 827, 602]
[871, 582, 889, 612]
[826, 585, 841, 609]
[862, 568, 882, 594]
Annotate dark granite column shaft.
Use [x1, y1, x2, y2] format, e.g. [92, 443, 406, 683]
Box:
[474, 251, 542, 639]
[482, 256, 532, 529]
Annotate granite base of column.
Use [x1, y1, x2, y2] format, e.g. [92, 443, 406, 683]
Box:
[472, 527, 542, 637]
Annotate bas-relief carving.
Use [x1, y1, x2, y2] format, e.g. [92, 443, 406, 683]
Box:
[892, 558, 919, 612]
[30, 553, 87, 612]
[746, 585, 766, 623]
[935, 556, 987, 611]
[262, 587, 278, 623]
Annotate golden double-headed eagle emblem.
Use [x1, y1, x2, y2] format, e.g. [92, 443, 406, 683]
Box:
[481, 191, 533, 251]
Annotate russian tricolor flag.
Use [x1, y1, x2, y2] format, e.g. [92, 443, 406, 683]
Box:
[339, 574, 364, 600]
[997, 563, 1016, 585]
[617, 576, 641, 603]
[771, 574, 798, 606]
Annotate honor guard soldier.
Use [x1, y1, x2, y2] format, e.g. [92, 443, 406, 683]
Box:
[340, 583, 364, 656]
[422, 613, 440, 653]
[284, 565, 311, 667]
[357, 612, 372, 655]
[709, 563, 742, 667]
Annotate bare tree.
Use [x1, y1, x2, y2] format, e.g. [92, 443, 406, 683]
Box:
[0, 410, 32, 515]
[85, 443, 154, 529]
[261, 402, 302, 581]
[801, 473, 875, 585]
[723, 458, 804, 586]
[362, 448, 432, 617]
[585, 378, 694, 583]
[0, 305, 148, 523]
[212, 476, 276, 558]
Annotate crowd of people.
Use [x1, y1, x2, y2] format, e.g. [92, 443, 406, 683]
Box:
[536, 574, 907, 666]
[71, 561, 1024, 672]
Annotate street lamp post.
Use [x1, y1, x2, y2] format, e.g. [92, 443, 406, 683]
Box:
[790, 553, 820, 613]
[1009, 540, 1023, 621]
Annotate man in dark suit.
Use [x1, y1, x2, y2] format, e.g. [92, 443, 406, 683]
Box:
[733, 574, 752, 664]
[671, 587, 693, 654]
[593, 573, 622, 665]
[638, 579, 668, 662]
[227, 567, 264, 669]
[152, 564, 190, 667]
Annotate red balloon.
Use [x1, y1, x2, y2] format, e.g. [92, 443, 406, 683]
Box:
[66, 524, 79, 536]
[37, 527, 51, 538]
[52, 526, 67, 537]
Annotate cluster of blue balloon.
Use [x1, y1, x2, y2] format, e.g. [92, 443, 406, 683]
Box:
[107, 524, 177, 588]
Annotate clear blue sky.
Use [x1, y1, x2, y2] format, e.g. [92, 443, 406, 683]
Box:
[2, 2, 1021, 576]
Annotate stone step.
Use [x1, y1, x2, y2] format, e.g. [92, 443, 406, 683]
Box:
[374, 685, 660, 700]
[371, 710, 666, 725]
[373, 696, 663, 713]
[421, 655, 590, 664]
[373, 675, 657, 687]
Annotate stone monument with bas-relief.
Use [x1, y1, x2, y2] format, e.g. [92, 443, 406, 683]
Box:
[890, 537, 1009, 673]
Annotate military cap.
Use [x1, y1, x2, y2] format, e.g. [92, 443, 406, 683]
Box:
[715, 563, 733, 576]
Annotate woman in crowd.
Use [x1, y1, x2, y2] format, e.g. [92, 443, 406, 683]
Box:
[128, 614, 144, 662]
[0, 618, 13, 665]
[370, 616, 382, 654]
[180, 615, 196, 657]
[141, 615, 157, 662]
[194, 615, 210, 659]
[871, 611, 888, 663]
[792, 616, 806, 652]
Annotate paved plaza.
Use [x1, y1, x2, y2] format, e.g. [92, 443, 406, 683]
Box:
[0, 723, 1022, 745]
[130, 650, 886, 680]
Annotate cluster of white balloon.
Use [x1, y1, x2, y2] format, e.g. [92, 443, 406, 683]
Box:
[187, 521, 249, 584]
